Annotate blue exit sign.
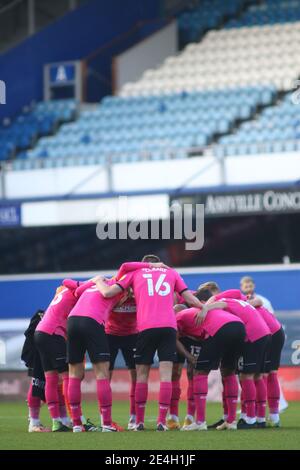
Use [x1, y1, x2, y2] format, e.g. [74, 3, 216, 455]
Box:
[49, 63, 76, 86]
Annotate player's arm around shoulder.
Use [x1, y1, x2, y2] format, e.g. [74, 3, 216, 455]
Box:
[93, 275, 124, 298]
[116, 261, 169, 279]
[216, 289, 243, 300]
[181, 289, 202, 309]
[194, 300, 228, 326]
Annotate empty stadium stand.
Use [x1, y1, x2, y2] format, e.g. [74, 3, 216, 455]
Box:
[2, 0, 300, 170]
[0, 100, 77, 162]
[178, 0, 249, 44]
[122, 20, 300, 95]
[12, 86, 274, 170]
[226, 0, 300, 28]
[214, 92, 300, 156]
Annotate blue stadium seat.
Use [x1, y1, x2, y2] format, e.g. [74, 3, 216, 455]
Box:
[0, 99, 77, 162]
[225, 0, 300, 28]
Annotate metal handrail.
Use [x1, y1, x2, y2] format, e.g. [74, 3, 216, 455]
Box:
[0, 145, 218, 197]
[4, 138, 300, 173]
[2, 145, 205, 171]
[214, 139, 300, 155]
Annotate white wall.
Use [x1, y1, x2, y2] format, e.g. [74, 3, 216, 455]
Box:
[111, 156, 221, 191]
[4, 152, 300, 200]
[226, 153, 300, 185]
[22, 194, 170, 227]
[114, 21, 177, 93]
[5, 164, 108, 199]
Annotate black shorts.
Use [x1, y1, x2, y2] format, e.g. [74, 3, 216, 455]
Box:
[34, 331, 68, 373]
[264, 327, 285, 372]
[196, 322, 246, 372]
[67, 316, 110, 365]
[238, 334, 271, 374]
[175, 337, 202, 364]
[135, 327, 177, 365]
[107, 334, 138, 371]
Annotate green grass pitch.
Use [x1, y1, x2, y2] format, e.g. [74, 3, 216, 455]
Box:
[0, 400, 299, 450]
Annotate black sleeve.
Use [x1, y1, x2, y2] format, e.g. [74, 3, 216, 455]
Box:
[179, 288, 189, 295]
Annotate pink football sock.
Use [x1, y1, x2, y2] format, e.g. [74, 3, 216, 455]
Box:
[97, 378, 112, 427]
[130, 381, 136, 416]
[27, 383, 41, 420]
[58, 381, 67, 419]
[135, 382, 148, 425]
[187, 379, 196, 417]
[158, 382, 172, 425]
[255, 377, 267, 420]
[222, 378, 228, 418]
[68, 377, 82, 426]
[223, 375, 238, 423]
[241, 388, 247, 415]
[193, 374, 208, 423]
[169, 380, 181, 417]
[62, 374, 69, 402]
[45, 372, 60, 420]
[263, 375, 268, 388]
[241, 379, 256, 419]
[267, 372, 280, 414]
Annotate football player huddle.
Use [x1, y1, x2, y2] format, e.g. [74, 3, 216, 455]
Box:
[23, 256, 285, 433]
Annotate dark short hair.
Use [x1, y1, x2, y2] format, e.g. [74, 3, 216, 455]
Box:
[141, 254, 161, 263]
[198, 281, 220, 292]
[195, 287, 213, 302]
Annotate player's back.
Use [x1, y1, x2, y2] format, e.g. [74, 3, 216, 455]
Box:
[177, 307, 243, 339]
[202, 307, 244, 338]
[256, 305, 281, 334]
[105, 297, 137, 336]
[36, 287, 76, 337]
[176, 308, 200, 338]
[220, 297, 270, 342]
[123, 267, 187, 332]
[70, 281, 123, 325]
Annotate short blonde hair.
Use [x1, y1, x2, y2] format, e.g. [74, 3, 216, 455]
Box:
[240, 276, 254, 285]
